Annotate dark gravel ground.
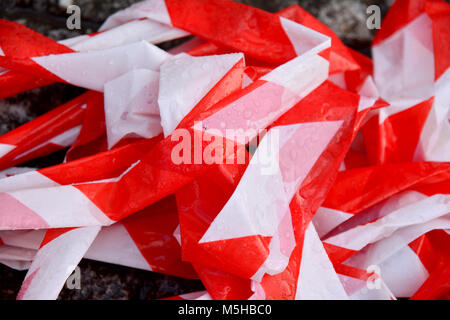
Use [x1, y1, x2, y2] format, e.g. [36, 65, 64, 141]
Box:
[0, 0, 393, 300]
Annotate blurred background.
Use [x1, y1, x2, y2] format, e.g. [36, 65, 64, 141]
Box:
[0, 0, 393, 299]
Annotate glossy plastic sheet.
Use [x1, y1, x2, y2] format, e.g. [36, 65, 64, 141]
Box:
[0, 0, 448, 300]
